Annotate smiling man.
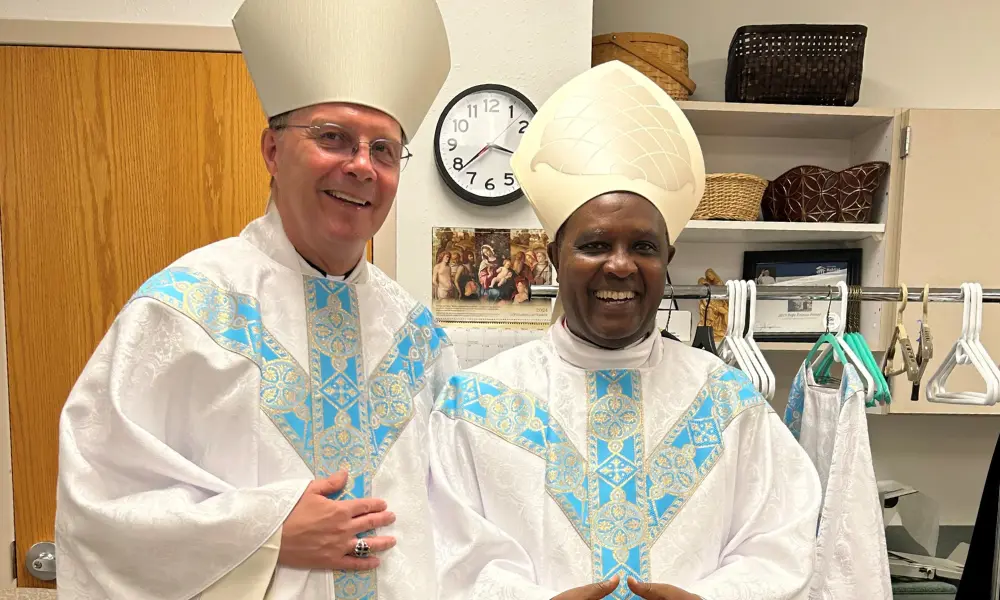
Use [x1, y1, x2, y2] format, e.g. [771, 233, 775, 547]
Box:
[429, 61, 822, 600]
[53, 0, 457, 599]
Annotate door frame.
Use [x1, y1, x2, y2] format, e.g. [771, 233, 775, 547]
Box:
[0, 18, 399, 585]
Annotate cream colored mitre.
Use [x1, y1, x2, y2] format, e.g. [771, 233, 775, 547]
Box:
[510, 60, 705, 245]
[232, 0, 451, 139]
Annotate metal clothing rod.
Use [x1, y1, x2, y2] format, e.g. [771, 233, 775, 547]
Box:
[529, 284, 1000, 303]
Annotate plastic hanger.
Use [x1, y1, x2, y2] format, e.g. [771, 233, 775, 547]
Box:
[914, 284, 934, 380]
[814, 285, 887, 403]
[742, 280, 776, 400]
[881, 283, 920, 382]
[844, 285, 891, 405]
[660, 282, 680, 341]
[806, 288, 850, 374]
[718, 280, 760, 388]
[691, 283, 718, 355]
[734, 280, 767, 396]
[927, 283, 999, 406]
[970, 283, 1000, 389]
[909, 285, 935, 401]
[957, 283, 1000, 401]
[809, 281, 876, 404]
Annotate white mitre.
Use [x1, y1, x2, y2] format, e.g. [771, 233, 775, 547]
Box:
[511, 60, 705, 245]
[232, 0, 451, 139]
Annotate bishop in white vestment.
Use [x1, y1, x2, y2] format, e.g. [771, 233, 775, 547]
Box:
[428, 61, 823, 600]
[54, 0, 456, 598]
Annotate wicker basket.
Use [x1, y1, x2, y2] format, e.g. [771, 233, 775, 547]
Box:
[725, 24, 868, 106]
[592, 32, 696, 100]
[763, 162, 889, 223]
[693, 173, 769, 221]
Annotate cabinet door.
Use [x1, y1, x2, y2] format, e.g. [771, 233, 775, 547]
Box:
[0, 45, 273, 586]
[890, 108, 1000, 414]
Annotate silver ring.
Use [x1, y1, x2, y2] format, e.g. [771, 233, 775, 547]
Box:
[353, 539, 371, 558]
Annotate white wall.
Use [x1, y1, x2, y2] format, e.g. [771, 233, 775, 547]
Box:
[595, 0, 1000, 526]
[594, 0, 1000, 109]
[397, 0, 593, 304]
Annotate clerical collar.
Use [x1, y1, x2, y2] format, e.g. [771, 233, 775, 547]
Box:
[297, 252, 353, 281]
[550, 317, 661, 370]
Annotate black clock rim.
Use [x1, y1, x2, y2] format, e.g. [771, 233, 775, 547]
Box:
[433, 83, 537, 208]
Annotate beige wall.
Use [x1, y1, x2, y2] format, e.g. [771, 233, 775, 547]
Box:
[595, 0, 1000, 525]
[594, 0, 1000, 109]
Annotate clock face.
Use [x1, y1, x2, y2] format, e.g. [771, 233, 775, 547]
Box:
[433, 84, 537, 206]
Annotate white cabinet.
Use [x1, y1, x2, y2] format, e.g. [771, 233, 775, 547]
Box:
[670, 101, 1000, 415]
[669, 100, 902, 354]
[884, 108, 1000, 414]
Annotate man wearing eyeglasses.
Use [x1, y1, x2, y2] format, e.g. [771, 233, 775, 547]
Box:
[53, 0, 455, 598]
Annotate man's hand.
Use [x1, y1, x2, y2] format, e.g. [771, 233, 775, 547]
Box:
[627, 577, 701, 600]
[551, 575, 621, 600]
[277, 470, 396, 571]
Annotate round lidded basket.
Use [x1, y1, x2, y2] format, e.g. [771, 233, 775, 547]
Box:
[592, 32, 696, 100]
[693, 173, 769, 221]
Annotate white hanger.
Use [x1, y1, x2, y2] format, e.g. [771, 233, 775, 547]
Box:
[971, 283, 1000, 388]
[810, 281, 876, 404]
[719, 280, 760, 390]
[743, 280, 776, 400]
[927, 283, 999, 405]
[734, 280, 766, 396]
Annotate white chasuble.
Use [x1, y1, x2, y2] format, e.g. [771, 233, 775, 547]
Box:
[429, 323, 822, 600]
[55, 201, 458, 600]
[784, 363, 893, 600]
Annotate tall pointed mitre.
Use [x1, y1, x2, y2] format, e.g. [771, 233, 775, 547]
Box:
[511, 60, 705, 245]
[511, 60, 705, 324]
[232, 0, 451, 139]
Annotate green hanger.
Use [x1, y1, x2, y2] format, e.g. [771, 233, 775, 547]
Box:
[849, 331, 891, 406]
[807, 289, 850, 379]
[813, 286, 891, 406]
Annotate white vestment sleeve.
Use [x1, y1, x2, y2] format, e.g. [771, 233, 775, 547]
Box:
[55, 298, 310, 600]
[429, 410, 560, 600]
[685, 408, 822, 600]
[200, 527, 282, 600]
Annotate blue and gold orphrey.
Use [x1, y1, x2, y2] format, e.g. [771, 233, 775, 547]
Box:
[587, 371, 648, 596]
[133, 267, 449, 600]
[437, 364, 763, 596]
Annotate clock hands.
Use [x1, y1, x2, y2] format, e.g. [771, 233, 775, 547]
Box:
[489, 111, 526, 146]
[460, 145, 490, 170]
[456, 111, 527, 170]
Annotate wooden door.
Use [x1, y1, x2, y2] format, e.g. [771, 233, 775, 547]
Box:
[0, 45, 282, 586]
[890, 108, 1000, 414]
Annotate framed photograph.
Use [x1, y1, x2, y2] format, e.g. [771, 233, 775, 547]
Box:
[741, 249, 862, 342]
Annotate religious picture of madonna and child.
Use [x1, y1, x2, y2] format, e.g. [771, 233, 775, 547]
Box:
[431, 227, 554, 325]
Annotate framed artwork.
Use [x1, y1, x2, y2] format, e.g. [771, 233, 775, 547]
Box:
[742, 248, 863, 342]
[431, 227, 554, 326]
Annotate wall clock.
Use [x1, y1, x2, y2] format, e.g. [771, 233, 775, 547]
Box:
[433, 83, 537, 207]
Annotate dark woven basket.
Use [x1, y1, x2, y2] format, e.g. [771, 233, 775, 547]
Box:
[762, 161, 889, 223]
[725, 24, 868, 106]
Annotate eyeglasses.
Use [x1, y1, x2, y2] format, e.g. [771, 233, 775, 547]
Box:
[274, 122, 411, 171]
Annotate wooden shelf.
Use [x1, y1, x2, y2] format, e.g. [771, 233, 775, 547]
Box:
[677, 100, 896, 139]
[678, 221, 885, 243]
